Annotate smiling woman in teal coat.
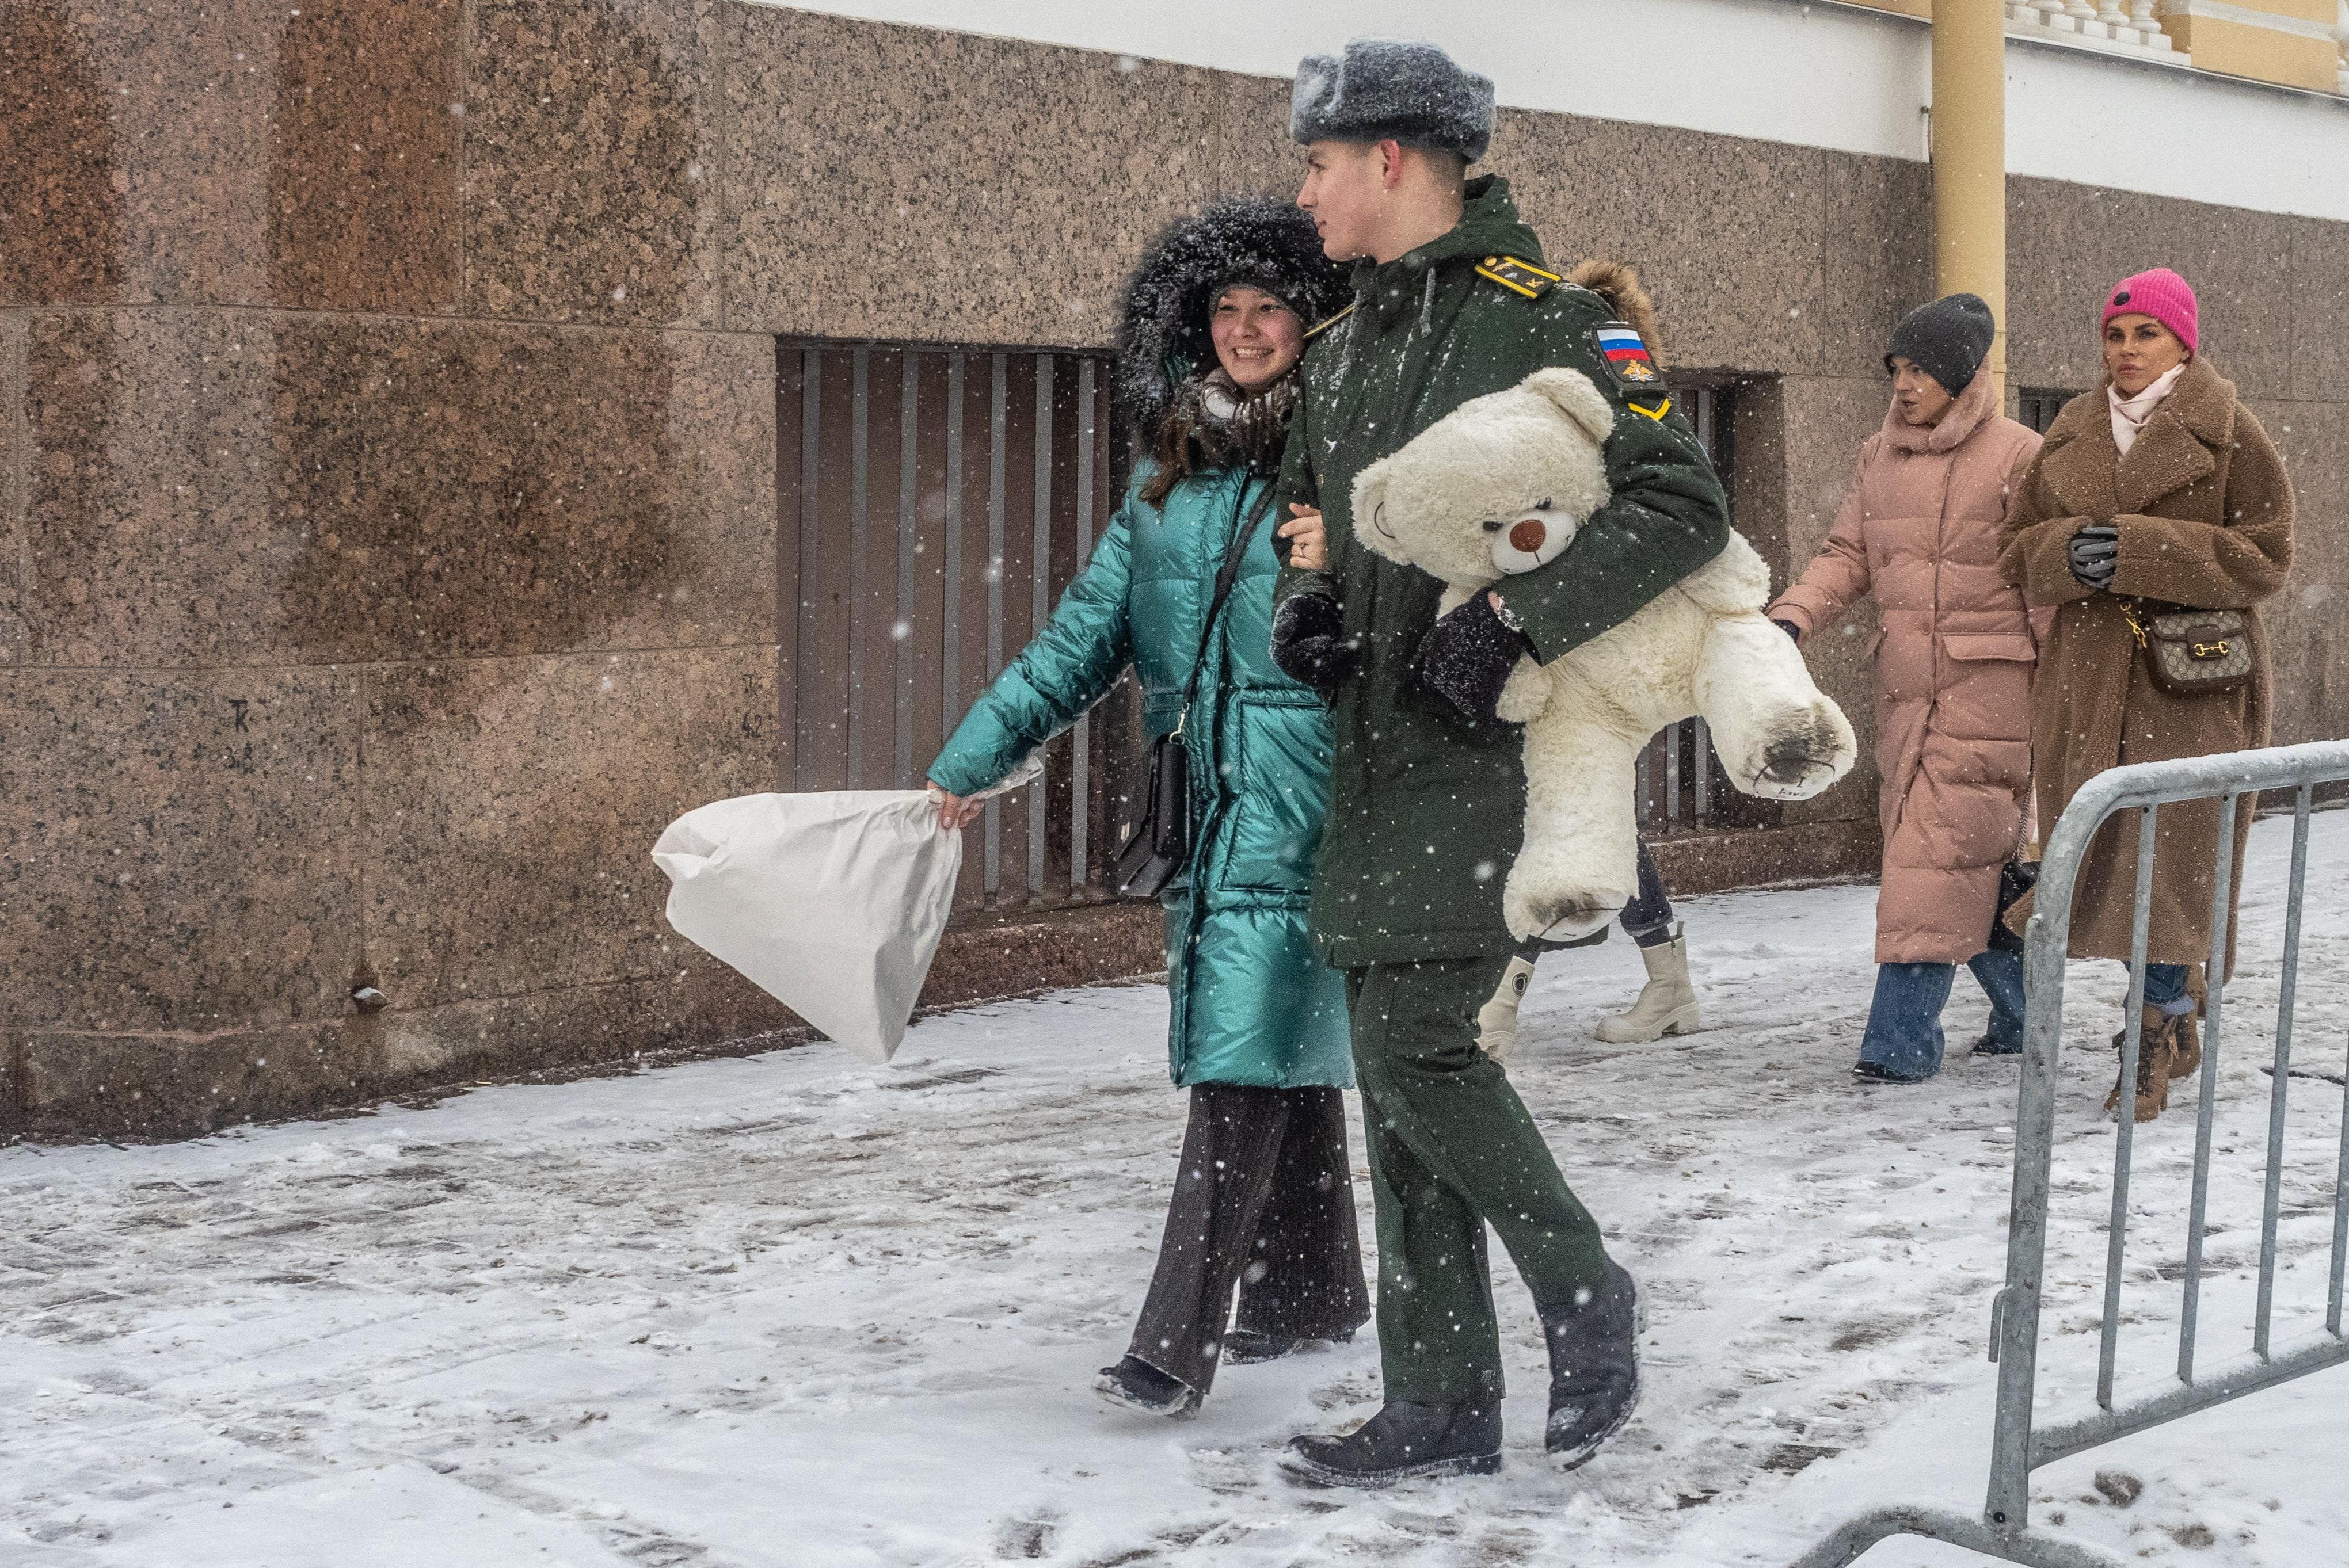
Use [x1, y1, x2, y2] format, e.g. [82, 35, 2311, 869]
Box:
[927, 197, 1363, 1418]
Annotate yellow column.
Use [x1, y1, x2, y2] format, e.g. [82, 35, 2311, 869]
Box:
[1932, 0, 2007, 398]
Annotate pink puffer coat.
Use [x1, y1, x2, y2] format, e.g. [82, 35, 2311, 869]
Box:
[1768, 371, 2045, 963]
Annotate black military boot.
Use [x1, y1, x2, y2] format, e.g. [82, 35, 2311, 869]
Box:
[1540, 1260, 1643, 1468]
[1280, 1399, 1502, 1487]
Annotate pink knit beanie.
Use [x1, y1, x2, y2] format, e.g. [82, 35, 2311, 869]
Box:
[2103, 268, 2198, 353]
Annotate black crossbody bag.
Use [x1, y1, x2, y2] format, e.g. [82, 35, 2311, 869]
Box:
[1111, 486, 1275, 899]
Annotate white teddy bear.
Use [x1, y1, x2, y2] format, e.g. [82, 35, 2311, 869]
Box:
[1351, 366, 1857, 943]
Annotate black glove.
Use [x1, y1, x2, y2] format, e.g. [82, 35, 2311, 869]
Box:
[1772, 619, 1802, 642]
[1270, 592, 1359, 696]
[1414, 592, 1533, 728]
[2068, 523, 2119, 590]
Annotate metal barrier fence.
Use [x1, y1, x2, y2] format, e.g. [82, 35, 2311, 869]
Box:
[1795, 738, 2349, 1568]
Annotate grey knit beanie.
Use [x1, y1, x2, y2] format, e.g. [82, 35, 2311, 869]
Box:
[1289, 39, 1495, 163]
[1884, 293, 1996, 397]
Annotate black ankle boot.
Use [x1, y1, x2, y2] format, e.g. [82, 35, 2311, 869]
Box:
[1279, 1399, 1502, 1487]
[1093, 1355, 1200, 1417]
[1541, 1260, 1643, 1468]
[1221, 1326, 1356, 1365]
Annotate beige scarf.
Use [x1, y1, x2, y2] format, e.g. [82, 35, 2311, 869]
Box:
[2109, 361, 2187, 456]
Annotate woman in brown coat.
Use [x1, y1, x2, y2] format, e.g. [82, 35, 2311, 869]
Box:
[1999, 268, 2294, 1121]
[1771, 294, 2043, 1082]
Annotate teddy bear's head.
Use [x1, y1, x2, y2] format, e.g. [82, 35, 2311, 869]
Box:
[1349, 367, 1617, 591]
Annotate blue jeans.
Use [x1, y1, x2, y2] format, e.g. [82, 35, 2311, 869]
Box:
[1857, 950, 2028, 1081]
[2141, 962, 2190, 1010]
[1621, 841, 1675, 948]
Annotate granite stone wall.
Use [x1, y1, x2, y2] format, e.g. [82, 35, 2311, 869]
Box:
[3, 0, 2341, 1137]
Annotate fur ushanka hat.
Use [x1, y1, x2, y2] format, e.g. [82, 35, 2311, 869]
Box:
[1114, 196, 1348, 433]
[1289, 38, 1495, 163]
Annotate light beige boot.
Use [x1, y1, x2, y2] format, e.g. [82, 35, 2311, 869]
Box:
[1476, 956, 1539, 1069]
[1595, 925, 1700, 1043]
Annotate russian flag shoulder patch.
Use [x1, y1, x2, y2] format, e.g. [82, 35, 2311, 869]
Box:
[1594, 319, 1661, 388]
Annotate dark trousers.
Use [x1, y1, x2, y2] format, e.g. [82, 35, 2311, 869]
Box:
[1621, 841, 1677, 947]
[1347, 954, 1610, 1403]
[1128, 1084, 1371, 1395]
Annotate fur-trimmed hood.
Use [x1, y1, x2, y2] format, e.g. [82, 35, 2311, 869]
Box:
[1115, 196, 1349, 433]
[1565, 260, 1664, 367]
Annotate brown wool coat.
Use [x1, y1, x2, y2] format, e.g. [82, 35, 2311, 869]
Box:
[1998, 356, 2294, 971]
[1770, 371, 2045, 963]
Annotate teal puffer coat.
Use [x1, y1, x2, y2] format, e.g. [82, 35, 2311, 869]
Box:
[928, 461, 1352, 1090]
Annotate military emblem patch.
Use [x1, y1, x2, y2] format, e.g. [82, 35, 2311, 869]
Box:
[1596, 322, 1660, 386]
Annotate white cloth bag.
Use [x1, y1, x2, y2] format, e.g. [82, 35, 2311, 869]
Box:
[652, 791, 962, 1063]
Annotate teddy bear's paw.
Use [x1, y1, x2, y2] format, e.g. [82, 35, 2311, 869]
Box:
[1493, 658, 1551, 724]
[1722, 700, 1857, 802]
[1505, 877, 1627, 944]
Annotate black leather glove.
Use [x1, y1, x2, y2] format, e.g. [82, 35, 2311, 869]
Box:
[1270, 592, 1359, 696]
[1415, 592, 1533, 728]
[2068, 523, 2119, 590]
[1772, 619, 1802, 642]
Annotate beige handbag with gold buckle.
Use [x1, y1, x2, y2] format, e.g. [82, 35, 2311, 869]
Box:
[2122, 600, 2254, 696]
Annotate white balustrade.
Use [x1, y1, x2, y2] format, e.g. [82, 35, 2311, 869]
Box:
[2004, 0, 2183, 58]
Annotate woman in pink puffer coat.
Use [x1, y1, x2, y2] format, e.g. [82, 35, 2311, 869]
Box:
[1768, 294, 2044, 1082]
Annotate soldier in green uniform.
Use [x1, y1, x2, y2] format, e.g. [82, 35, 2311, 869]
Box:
[1266, 39, 1733, 1486]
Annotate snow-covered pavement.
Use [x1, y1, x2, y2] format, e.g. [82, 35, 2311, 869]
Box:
[7, 813, 2348, 1568]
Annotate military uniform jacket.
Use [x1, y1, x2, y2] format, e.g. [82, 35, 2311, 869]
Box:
[1273, 176, 1732, 967]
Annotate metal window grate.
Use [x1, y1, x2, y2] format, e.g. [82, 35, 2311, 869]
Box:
[776, 341, 1124, 914]
[2017, 388, 2076, 436]
[1635, 381, 1758, 837]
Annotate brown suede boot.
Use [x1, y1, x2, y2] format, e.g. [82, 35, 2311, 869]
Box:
[2166, 1010, 2202, 1083]
[2105, 1008, 2182, 1123]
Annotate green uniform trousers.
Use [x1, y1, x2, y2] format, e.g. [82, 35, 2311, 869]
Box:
[1346, 952, 1610, 1402]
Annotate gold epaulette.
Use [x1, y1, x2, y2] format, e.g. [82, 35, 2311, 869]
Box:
[1474, 255, 1561, 300]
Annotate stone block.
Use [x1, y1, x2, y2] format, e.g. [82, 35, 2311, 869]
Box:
[1215, 72, 1305, 197]
[1491, 110, 1828, 377]
[2006, 179, 2294, 399]
[0, 0, 463, 314]
[265, 0, 465, 314]
[20, 311, 775, 666]
[2286, 216, 2349, 403]
[0, 666, 364, 1033]
[359, 646, 778, 1014]
[1820, 152, 1933, 379]
[1, 312, 21, 662]
[0, 2, 131, 306]
[2249, 398, 2347, 747]
[925, 902, 1164, 1010]
[0, 0, 268, 307]
[721, 9, 1239, 348]
[1649, 819, 1882, 899]
[18, 1021, 364, 1140]
[373, 963, 798, 1088]
[22, 310, 277, 668]
[463, 0, 721, 327]
[266, 319, 778, 661]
